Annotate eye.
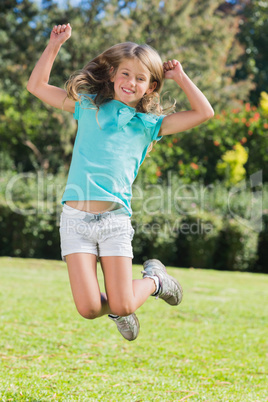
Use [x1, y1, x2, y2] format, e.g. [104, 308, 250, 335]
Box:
[122, 72, 128, 76]
[138, 77, 145, 81]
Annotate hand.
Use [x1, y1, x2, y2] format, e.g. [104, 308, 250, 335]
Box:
[50, 23, 72, 46]
[163, 59, 184, 80]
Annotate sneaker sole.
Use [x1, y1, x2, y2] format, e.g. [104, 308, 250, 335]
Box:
[131, 313, 140, 341]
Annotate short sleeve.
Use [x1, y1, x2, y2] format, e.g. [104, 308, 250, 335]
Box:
[151, 115, 165, 142]
[138, 113, 165, 142]
[73, 94, 97, 120]
[73, 101, 80, 120]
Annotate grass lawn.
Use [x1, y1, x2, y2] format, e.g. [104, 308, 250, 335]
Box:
[0, 257, 267, 402]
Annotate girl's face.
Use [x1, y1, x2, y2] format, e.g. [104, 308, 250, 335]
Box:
[111, 58, 157, 108]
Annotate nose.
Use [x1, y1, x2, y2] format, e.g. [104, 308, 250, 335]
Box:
[127, 76, 135, 87]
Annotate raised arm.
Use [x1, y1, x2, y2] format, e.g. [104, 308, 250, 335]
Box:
[27, 24, 75, 113]
[159, 60, 214, 136]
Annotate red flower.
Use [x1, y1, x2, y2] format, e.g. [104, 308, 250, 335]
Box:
[214, 140, 220, 146]
[190, 162, 199, 170]
[248, 130, 253, 136]
[264, 123, 268, 129]
[234, 118, 240, 123]
[168, 142, 173, 148]
[240, 137, 247, 144]
[178, 160, 183, 165]
[241, 118, 247, 124]
[156, 169, 162, 177]
[173, 138, 178, 143]
[245, 103, 251, 112]
[253, 112, 260, 121]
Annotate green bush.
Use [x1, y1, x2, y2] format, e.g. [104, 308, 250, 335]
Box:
[140, 101, 268, 185]
[213, 218, 259, 271]
[133, 211, 259, 272]
[0, 170, 267, 272]
[0, 203, 61, 260]
[132, 212, 179, 266]
[216, 142, 248, 186]
[254, 211, 268, 273]
[174, 212, 223, 269]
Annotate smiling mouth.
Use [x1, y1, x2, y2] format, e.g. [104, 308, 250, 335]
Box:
[122, 87, 135, 95]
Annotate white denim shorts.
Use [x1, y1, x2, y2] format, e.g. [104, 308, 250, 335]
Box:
[59, 204, 135, 262]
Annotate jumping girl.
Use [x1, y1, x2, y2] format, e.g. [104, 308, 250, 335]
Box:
[27, 23, 214, 341]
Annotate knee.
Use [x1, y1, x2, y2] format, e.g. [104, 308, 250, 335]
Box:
[76, 304, 101, 320]
[110, 302, 135, 317]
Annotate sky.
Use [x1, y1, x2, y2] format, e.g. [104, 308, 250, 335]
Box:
[32, 0, 237, 10]
[33, 0, 81, 8]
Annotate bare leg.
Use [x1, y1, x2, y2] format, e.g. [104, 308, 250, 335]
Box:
[66, 253, 112, 319]
[100, 256, 156, 317]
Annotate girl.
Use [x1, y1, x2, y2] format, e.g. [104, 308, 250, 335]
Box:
[27, 23, 214, 341]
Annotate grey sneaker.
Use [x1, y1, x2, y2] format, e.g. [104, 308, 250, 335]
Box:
[108, 313, 140, 341]
[141, 259, 183, 306]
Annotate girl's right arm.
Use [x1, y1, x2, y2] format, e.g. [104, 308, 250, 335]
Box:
[27, 24, 75, 113]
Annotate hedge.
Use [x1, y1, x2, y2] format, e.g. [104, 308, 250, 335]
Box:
[254, 211, 268, 273]
[0, 201, 266, 273]
[0, 202, 61, 261]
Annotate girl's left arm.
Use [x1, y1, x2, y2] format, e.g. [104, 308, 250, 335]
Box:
[159, 60, 214, 136]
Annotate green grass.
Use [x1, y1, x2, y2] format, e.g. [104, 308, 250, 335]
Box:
[0, 257, 267, 402]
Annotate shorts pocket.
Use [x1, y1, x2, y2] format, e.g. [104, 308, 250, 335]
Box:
[100, 216, 134, 242]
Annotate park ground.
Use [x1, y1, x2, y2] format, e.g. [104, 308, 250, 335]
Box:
[0, 257, 267, 402]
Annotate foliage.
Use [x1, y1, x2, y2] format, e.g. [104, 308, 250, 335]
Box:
[260, 91, 268, 114]
[0, 0, 76, 173]
[174, 212, 223, 269]
[254, 211, 268, 274]
[234, 0, 268, 104]
[0, 0, 261, 173]
[0, 170, 65, 259]
[213, 218, 259, 272]
[0, 203, 61, 260]
[0, 258, 268, 401]
[140, 100, 268, 184]
[95, 0, 254, 109]
[216, 142, 248, 186]
[1, 171, 267, 272]
[132, 211, 259, 272]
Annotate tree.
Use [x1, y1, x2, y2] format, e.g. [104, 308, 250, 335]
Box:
[0, 0, 75, 173]
[234, 0, 268, 104]
[0, 0, 259, 174]
[92, 0, 254, 110]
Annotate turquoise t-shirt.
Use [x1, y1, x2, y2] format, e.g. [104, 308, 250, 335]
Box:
[61, 94, 164, 216]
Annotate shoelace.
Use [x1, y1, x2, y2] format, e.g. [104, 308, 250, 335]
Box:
[117, 317, 134, 332]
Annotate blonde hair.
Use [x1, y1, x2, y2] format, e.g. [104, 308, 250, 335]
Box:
[65, 42, 175, 156]
[65, 41, 166, 114]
